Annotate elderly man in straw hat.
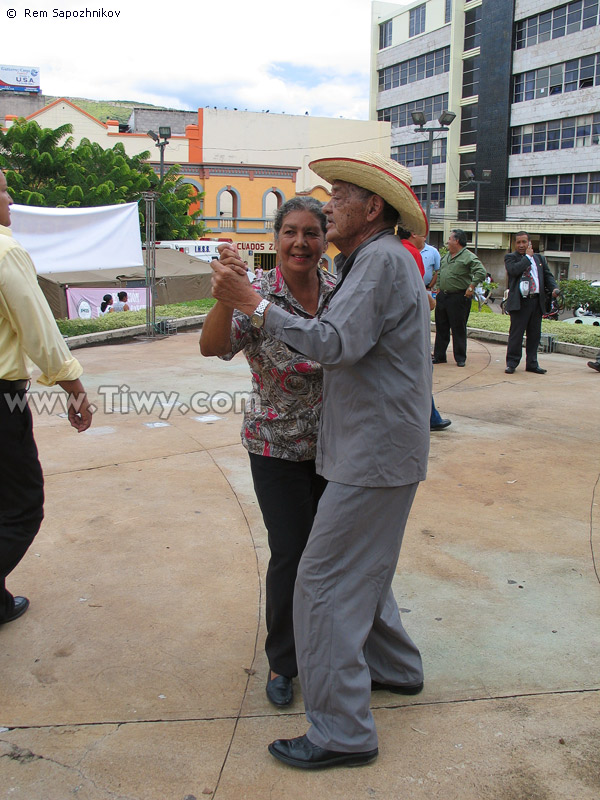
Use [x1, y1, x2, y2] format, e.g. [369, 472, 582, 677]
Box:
[211, 153, 431, 769]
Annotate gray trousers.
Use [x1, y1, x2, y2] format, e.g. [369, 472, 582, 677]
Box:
[293, 481, 423, 752]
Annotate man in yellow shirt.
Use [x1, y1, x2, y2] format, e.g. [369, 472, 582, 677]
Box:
[0, 170, 93, 625]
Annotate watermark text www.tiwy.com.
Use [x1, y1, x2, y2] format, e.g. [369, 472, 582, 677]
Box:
[3, 387, 250, 420]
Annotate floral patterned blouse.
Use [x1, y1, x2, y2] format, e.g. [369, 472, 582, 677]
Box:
[222, 265, 336, 461]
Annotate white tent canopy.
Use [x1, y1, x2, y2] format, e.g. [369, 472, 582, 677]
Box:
[10, 202, 144, 274]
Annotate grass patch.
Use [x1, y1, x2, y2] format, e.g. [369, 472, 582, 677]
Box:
[58, 297, 600, 348]
[58, 298, 216, 337]
[465, 312, 600, 347]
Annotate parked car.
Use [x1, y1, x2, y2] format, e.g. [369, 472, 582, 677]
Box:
[564, 315, 600, 326]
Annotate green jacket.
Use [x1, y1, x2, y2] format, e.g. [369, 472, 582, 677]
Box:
[438, 247, 486, 293]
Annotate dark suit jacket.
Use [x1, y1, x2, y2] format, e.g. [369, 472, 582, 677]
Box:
[504, 251, 557, 314]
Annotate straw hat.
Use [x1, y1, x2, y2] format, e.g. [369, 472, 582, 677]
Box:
[309, 151, 428, 236]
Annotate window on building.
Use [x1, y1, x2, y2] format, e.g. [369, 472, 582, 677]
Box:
[378, 47, 450, 92]
[379, 19, 392, 49]
[459, 152, 476, 179]
[515, 0, 599, 50]
[509, 173, 600, 205]
[412, 183, 446, 210]
[409, 4, 426, 37]
[462, 56, 480, 98]
[460, 104, 478, 146]
[377, 93, 449, 129]
[464, 6, 482, 51]
[392, 138, 447, 167]
[458, 199, 476, 221]
[513, 54, 600, 102]
[445, 0, 452, 23]
[264, 191, 281, 226]
[544, 234, 600, 252]
[217, 189, 238, 228]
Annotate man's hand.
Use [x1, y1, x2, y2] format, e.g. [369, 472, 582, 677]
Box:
[57, 378, 93, 432]
[552, 288, 560, 298]
[465, 285, 475, 298]
[217, 244, 249, 278]
[211, 253, 263, 316]
[526, 243, 534, 257]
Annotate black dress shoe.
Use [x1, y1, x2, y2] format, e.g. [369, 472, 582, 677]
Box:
[505, 366, 515, 374]
[0, 596, 29, 624]
[526, 366, 547, 374]
[430, 419, 451, 431]
[266, 674, 293, 707]
[588, 361, 600, 373]
[371, 679, 424, 695]
[268, 734, 378, 769]
[456, 361, 466, 367]
[431, 356, 447, 364]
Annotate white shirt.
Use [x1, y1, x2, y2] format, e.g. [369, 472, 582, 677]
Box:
[527, 255, 540, 293]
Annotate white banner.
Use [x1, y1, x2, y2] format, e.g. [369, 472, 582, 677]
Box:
[10, 202, 143, 274]
[66, 287, 147, 319]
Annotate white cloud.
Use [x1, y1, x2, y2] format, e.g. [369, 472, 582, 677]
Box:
[1, 0, 413, 118]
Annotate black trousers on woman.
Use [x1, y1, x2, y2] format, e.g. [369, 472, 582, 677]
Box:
[0, 389, 45, 621]
[249, 452, 327, 678]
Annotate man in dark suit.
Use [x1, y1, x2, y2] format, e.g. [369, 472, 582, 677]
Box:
[504, 231, 559, 374]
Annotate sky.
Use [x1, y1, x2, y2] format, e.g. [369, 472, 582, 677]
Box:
[1, 0, 412, 119]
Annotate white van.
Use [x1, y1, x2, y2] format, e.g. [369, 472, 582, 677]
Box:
[155, 240, 226, 262]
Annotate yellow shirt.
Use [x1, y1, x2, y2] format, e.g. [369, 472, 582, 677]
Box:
[0, 225, 83, 385]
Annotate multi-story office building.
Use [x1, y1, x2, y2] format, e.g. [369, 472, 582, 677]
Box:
[371, 0, 600, 279]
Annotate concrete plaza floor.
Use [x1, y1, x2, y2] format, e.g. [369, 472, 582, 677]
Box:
[1, 329, 598, 800]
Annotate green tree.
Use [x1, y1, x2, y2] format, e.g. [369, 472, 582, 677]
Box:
[0, 119, 206, 239]
[559, 279, 600, 314]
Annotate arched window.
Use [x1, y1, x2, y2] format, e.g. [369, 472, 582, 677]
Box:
[263, 189, 284, 229]
[217, 187, 240, 230]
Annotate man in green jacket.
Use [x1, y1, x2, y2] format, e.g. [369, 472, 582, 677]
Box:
[432, 228, 486, 367]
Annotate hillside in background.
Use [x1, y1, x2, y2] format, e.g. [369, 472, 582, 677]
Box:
[45, 97, 175, 125]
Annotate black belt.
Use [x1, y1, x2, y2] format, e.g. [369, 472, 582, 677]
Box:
[440, 290, 467, 295]
[0, 379, 29, 392]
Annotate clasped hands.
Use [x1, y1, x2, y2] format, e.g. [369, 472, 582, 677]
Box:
[211, 244, 262, 315]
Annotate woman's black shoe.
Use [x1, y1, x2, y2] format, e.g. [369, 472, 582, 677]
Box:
[0, 596, 29, 624]
[266, 674, 293, 706]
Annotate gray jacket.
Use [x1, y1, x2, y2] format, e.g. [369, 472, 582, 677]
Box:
[264, 230, 431, 488]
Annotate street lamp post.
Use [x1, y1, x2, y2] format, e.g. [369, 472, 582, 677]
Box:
[146, 127, 171, 180]
[462, 169, 492, 255]
[410, 110, 456, 228]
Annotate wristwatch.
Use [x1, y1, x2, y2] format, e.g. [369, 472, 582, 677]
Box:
[250, 299, 270, 328]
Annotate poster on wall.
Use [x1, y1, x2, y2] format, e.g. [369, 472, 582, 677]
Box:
[66, 287, 147, 319]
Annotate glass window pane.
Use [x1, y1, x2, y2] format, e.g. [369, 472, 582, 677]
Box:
[582, 0, 599, 28]
[567, 0, 583, 34]
[527, 16, 539, 45]
[552, 6, 567, 37]
[539, 11, 552, 40]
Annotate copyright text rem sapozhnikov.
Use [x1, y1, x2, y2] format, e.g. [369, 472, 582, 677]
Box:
[24, 8, 121, 18]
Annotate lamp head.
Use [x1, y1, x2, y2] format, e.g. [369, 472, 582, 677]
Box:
[411, 110, 426, 127]
[463, 169, 475, 180]
[147, 130, 159, 142]
[438, 110, 456, 127]
[158, 126, 171, 139]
